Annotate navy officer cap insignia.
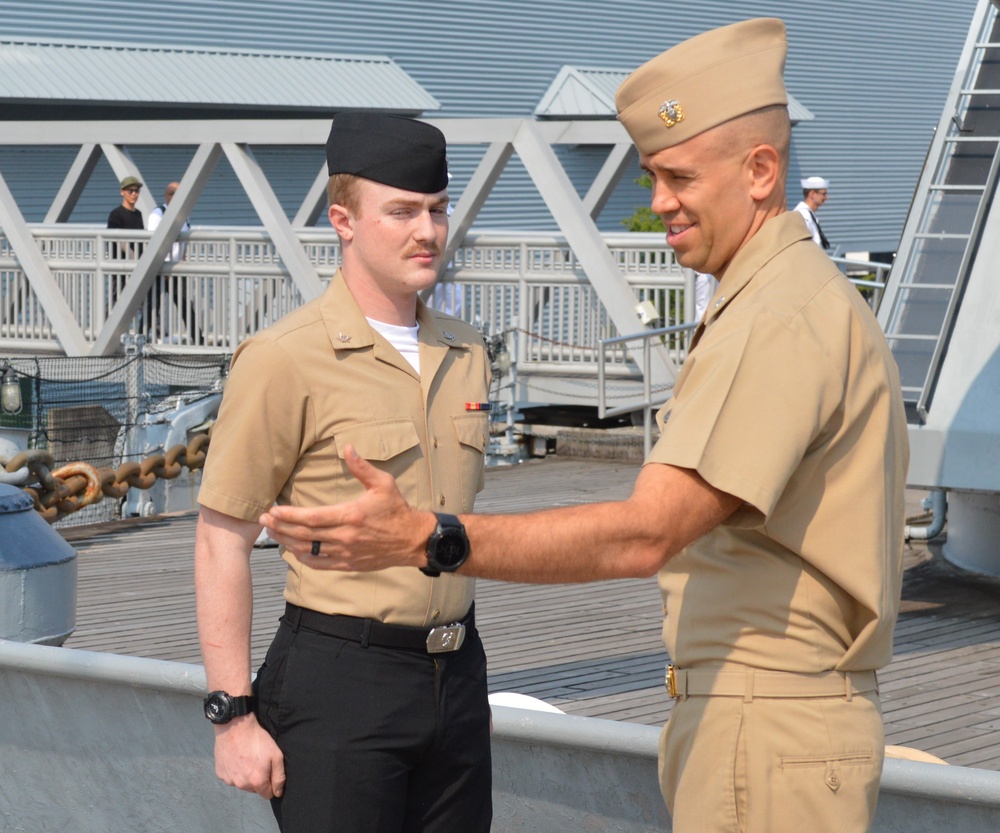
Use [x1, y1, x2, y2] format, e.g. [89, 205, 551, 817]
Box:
[326, 112, 449, 194]
[616, 18, 788, 155]
[658, 99, 684, 128]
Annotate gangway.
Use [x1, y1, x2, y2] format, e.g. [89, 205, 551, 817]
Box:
[878, 0, 1000, 421]
[877, 0, 1000, 577]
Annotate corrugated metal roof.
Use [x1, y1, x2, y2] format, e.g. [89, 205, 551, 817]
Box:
[0, 38, 440, 112]
[0, 0, 977, 250]
[534, 65, 814, 124]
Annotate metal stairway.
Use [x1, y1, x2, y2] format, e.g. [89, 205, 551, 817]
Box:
[878, 0, 1000, 422]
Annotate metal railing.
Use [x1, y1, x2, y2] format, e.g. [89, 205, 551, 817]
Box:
[830, 255, 892, 311]
[598, 322, 698, 457]
[0, 227, 689, 370]
[1, 224, 887, 416]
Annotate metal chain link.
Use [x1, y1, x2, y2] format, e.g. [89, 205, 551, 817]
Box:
[1, 432, 211, 524]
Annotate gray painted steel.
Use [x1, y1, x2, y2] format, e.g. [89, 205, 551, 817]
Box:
[0, 485, 76, 645]
[878, 1, 1000, 502]
[3, 639, 1000, 832]
[0, 641, 273, 832]
[0, 0, 977, 251]
[878, 0, 1000, 417]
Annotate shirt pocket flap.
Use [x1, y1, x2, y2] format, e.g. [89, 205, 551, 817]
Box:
[453, 413, 489, 452]
[335, 419, 420, 462]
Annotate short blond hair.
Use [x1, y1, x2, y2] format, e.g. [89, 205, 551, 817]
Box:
[327, 173, 363, 215]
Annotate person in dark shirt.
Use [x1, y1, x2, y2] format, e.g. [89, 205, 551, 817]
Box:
[107, 176, 145, 230]
[106, 176, 145, 314]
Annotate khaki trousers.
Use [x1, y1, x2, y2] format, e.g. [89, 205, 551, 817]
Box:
[659, 691, 883, 833]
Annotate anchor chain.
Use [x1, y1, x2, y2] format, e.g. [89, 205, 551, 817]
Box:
[1, 432, 211, 524]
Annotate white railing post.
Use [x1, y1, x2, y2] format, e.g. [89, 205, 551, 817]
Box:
[517, 241, 530, 368]
[228, 234, 239, 350]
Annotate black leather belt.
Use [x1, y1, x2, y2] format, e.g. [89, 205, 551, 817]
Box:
[284, 602, 474, 654]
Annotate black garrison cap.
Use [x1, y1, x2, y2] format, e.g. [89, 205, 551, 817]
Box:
[326, 112, 449, 194]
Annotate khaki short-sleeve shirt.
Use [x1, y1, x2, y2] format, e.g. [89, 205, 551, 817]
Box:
[647, 211, 909, 672]
[198, 272, 491, 627]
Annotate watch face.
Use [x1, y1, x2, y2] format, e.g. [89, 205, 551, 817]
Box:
[204, 693, 231, 723]
[435, 529, 469, 567]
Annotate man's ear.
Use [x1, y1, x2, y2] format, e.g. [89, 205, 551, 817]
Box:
[747, 143, 781, 203]
[328, 203, 354, 240]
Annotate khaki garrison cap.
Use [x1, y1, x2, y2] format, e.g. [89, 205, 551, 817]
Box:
[615, 18, 789, 156]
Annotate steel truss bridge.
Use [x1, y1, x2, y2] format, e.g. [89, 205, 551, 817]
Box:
[0, 118, 885, 412]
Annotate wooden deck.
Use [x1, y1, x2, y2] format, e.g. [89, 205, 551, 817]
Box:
[61, 457, 1000, 770]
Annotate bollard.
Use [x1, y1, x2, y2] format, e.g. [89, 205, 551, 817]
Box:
[0, 483, 77, 645]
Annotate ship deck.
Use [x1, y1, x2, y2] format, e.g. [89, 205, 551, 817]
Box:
[61, 457, 1000, 771]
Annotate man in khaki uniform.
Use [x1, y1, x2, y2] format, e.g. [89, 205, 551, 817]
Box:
[195, 113, 493, 833]
[261, 20, 909, 833]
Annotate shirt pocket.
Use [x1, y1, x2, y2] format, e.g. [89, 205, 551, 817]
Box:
[452, 413, 489, 505]
[335, 418, 421, 462]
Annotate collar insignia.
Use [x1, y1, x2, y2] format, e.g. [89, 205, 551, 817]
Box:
[658, 100, 684, 128]
[337, 332, 352, 343]
[443, 331, 456, 342]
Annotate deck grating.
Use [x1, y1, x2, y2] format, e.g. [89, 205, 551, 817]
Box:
[57, 457, 1000, 770]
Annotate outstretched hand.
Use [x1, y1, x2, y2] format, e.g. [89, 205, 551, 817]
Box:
[259, 444, 435, 572]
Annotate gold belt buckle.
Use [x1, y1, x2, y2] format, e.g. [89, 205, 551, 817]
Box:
[426, 623, 466, 654]
[666, 664, 678, 698]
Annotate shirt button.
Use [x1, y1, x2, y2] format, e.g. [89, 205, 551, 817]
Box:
[439, 495, 446, 506]
[431, 609, 441, 620]
[433, 437, 439, 448]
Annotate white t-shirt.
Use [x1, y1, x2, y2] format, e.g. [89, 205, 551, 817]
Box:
[367, 318, 421, 374]
[693, 272, 718, 322]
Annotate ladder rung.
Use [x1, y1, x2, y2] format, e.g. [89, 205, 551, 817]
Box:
[897, 281, 959, 290]
[927, 184, 985, 192]
[960, 88, 1000, 95]
[888, 333, 940, 341]
[944, 135, 1000, 143]
[913, 233, 971, 242]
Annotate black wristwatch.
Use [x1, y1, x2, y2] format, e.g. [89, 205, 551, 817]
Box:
[421, 513, 470, 577]
[203, 690, 256, 724]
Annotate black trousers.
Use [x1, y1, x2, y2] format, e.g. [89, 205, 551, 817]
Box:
[254, 612, 492, 833]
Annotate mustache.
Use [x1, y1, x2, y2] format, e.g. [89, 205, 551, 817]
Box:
[403, 245, 442, 257]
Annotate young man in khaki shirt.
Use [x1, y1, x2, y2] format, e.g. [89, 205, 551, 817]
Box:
[262, 20, 908, 833]
[195, 113, 492, 833]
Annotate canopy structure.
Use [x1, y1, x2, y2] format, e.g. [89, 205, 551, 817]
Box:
[534, 64, 815, 125]
[0, 38, 439, 115]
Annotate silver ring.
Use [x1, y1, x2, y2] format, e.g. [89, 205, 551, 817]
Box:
[311, 540, 321, 556]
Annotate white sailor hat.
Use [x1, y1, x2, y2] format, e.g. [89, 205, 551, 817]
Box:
[800, 176, 830, 190]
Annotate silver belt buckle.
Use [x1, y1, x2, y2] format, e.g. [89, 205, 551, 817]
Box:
[426, 623, 466, 654]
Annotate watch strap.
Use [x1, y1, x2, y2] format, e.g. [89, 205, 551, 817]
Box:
[204, 690, 256, 723]
[422, 512, 465, 577]
[229, 694, 255, 718]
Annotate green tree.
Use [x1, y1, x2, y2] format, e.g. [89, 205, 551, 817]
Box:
[620, 174, 664, 232]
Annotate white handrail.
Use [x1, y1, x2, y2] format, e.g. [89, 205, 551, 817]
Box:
[0, 225, 888, 414]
